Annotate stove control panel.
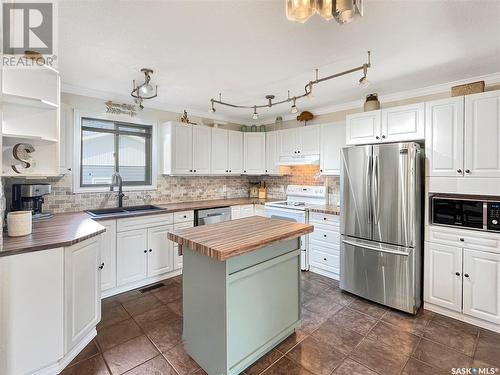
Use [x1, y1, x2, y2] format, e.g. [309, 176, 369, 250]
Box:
[286, 185, 327, 198]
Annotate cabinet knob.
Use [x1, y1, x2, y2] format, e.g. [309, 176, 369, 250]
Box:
[298, 150, 301, 153]
[323, 217, 327, 221]
[323, 234, 327, 238]
[460, 238, 464, 242]
[465, 169, 471, 174]
[294, 151, 297, 154]
[464, 273, 470, 278]
[149, 249, 152, 252]
[183, 215, 187, 218]
[457, 169, 462, 174]
[323, 258, 327, 261]
[382, 135, 386, 139]
[265, 170, 268, 172]
[320, 169, 323, 172]
[375, 136, 380, 140]
[189, 169, 193, 172]
[143, 250, 147, 253]
[194, 169, 197, 172]
[455, 272, 460, 276]
[226, 170, 228, 173]
[229, 170, 232, 172]
[98, 262, 104, 270]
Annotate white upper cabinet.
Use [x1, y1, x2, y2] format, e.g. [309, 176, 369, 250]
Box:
[346, 110, 381, 145]
[243, 133, 266, 175]
[381, 103, 425, 142]
[424, 242, 463, 312]
[465, 90, 500, 178]
[425, 97, 464, 177]
[279, 128, 297, 157]
[228, 130, 244, 174]
[346, 104, 424, 145]
[211, 128, 229, 174]
[462, 248, 500, 324]
[298, 126, 320, 155]
[162, 122, 193, 175]
[320, 123, 345, 175]
[265, 131, 280, 175]
[278, 126, 320, 156]
[192, 125, 211, 174]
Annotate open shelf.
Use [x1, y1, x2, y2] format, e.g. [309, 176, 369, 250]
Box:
[2, 133, 58, 144]
[3, 93, 58, 109]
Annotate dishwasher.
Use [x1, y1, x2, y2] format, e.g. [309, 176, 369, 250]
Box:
[195, 206, 231, 226]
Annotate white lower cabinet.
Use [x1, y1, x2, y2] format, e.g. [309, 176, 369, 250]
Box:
[65, 237, 101, 352]
[0, 236, 103, 375]
[424, 226, 500, 329]
[172, 217, 194, 270]
[308, 212, 340, 279]
[463, 249, 500, 324]
[117, 229, 148, 286]
[231, 204, 255, 219]
[424, 242, 462, 312]
[147, 225, 174, 277]
[99, 220, 117, 291]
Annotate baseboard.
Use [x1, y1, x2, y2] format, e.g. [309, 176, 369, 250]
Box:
[424, 302, 500, 333]
[101, 269, 183, 299]
[308, 266, 339, 281]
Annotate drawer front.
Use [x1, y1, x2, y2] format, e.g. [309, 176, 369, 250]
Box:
[310, 227, 340, 246]
[427, 225, 500, 253]
[310, 247, 339, 274]
[117, 213, 173, 232]
[309, 212, 340, 226]
[310, 240, 339, 255]
[174, 221, 194, 230]
[173, 210, 194, 223]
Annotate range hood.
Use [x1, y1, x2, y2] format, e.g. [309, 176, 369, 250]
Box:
[277, 154, 320, 166]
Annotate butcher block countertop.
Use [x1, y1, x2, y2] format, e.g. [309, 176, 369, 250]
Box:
[0, 212, 106, 258]
[168, 216, 314, 261]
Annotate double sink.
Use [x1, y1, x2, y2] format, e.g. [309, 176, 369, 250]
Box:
[86, 205, 166, 218]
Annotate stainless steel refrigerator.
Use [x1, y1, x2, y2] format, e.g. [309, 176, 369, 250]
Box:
[340, 142, 423, 314]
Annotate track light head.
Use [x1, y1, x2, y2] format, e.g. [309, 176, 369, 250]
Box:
[252, 106, 259, 120]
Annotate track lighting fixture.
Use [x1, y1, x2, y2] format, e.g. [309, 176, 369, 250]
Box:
[208, 51, 371, 117]
[252, 106, 259, 120]
[286, 0, 363, 24]
[290, 98, 298, 114]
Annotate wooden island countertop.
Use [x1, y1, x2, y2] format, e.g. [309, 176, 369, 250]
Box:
[168, 216, 314, 261]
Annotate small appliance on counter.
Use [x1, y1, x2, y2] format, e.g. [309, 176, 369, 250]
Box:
[249, 183, 260, 198]
[11, 183, 53, 220]
[258, 182, 267, 199]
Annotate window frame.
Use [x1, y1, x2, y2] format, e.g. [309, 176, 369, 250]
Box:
[73, 111, 157, 193]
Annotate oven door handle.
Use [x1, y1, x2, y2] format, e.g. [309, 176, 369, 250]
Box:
[342, 239, 411, 257]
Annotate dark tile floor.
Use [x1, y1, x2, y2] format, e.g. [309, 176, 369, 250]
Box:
[63, 272, 500, 375]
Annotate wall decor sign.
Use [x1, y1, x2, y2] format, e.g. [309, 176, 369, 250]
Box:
[105, 100, 138, 116]
[12, 143, 35, 174]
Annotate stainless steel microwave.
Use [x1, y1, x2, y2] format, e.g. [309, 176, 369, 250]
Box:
[431, 195, 500, 232]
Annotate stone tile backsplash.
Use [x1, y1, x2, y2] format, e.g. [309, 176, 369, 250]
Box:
[3, 165, 340, 215]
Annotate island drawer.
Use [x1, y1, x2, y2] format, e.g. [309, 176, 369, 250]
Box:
[174, 210, 194, 223]
[117, 213, 173, 232]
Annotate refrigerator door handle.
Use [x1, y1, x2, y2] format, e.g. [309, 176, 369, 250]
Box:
[342, 238, 411, 257]
[371, 154, 380, 225]
[366, 153, 372, 224]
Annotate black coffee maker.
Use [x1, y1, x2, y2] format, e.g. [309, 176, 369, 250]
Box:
[11, 183, 52, 220]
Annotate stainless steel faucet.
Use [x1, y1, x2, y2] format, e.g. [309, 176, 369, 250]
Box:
[110, 172, 125, 208]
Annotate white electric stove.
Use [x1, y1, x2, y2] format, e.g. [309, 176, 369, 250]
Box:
[265, 185, 327, 270]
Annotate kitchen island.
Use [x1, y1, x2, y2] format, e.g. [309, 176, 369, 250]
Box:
[168, 216, 314, 375]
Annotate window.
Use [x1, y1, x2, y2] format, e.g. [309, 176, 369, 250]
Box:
[80, 117, 153, 188]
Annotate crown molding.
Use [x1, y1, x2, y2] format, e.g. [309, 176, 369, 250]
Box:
[63, 72, 500, 127]
[61, 82, 250, 125]
[262, 71, 500, 124]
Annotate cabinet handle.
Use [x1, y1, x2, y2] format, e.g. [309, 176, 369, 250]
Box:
[459, 238, 464, 242]
[98, 262, 104, 270]
[464, 273, 470, 278]
[465, 169, 471, 174]
[455, 272, 460, 276]
[457, 169, 462, 173]
[375, 136, 380, 140]
[143, 250, 147, 253]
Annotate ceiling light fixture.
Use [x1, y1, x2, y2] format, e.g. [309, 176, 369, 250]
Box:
[209, 51, 371, 117]
[286, 0, 363, 24]
[252, 106, 259, 120]
[131, 68, 158, 109]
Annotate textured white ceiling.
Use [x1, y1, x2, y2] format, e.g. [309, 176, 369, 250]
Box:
[58, 0, 500, 123]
